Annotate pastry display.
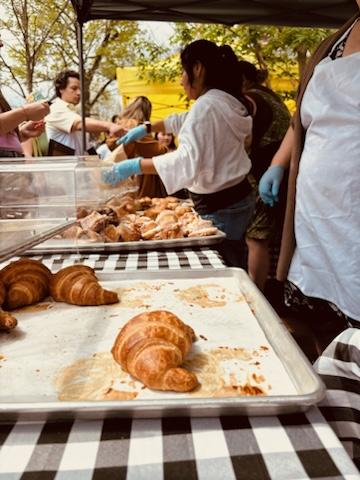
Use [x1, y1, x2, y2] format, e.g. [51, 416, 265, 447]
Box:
[0, 259, 51, 310]
[59, 194, 220, 243]
[111, 310, 199, 392]
[50, 265, 119, 306]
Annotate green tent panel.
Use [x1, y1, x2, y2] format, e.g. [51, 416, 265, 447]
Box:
[71, 0, 357, 28]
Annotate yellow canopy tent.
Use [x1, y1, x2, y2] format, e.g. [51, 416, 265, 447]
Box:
[116, 66, 296, 120]
[116, 67, 191, 122]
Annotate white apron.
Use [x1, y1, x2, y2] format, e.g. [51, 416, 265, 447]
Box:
[288, 45, 360, 321]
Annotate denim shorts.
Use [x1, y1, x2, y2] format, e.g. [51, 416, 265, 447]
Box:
[201, 190, 256, 268]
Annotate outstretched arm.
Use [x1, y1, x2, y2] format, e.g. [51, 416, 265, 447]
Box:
[71, 117, 125, 137]
[0, 101, 49, 135]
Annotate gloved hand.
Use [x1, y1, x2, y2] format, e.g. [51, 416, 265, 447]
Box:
[115, 125, 147, 146]
[102, 157, 143, 185]
[258, 165, 285, 206]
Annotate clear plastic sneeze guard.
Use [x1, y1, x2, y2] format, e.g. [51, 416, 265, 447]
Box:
[0, 155, 130, 263]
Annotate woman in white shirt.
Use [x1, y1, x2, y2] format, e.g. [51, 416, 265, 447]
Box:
[103, 40, 255, 268]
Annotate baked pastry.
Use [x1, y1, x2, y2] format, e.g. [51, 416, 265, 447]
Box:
[50, 265, 119, 306]
[143, 205, 163, 220]
[0, 280, 17, 331]
[155, 210, 178, 227]
[186, 219, 218, 237]
[0, 279, 5, 306]
[0, 259, 51, 310]
[103, 224, 121, 242]
[118, 222, 141, 242]
[174, 203, 193, 218]
[159, 224, 184, 239]
[0, 309, 17, 330]
[111, 310, 199, 392]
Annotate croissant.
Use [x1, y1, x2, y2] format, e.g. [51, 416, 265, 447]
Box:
[111, 310, 199, 392]
[0, 259, 51, 310]
[0, 309, 18, 331]
[0, 280, 17, 330]
[50, 265, 119, 306]
[0, 279, 5, 306]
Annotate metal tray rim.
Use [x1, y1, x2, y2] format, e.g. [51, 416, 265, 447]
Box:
[25, 231, 226, 254]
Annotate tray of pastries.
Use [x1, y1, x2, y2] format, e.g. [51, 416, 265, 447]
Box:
[26, 194, 226, 254]
[0, 260, 324, 421]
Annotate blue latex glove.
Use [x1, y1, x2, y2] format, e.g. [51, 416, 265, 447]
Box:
[102, 157, 143, 185]
[258, 165, 285, 206]
[115, 125, 147, 145]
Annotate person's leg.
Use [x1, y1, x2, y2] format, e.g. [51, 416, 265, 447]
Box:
[246, 237, 270, 291]
[202, 191, 255, 269]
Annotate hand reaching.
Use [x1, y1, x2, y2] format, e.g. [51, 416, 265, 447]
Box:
[108, 123, 127, 138]
[22, 101, 50, 122]
[115, 125, 147, 146]
[258, 165, 285, 206]
[102, 157, 143, 185]
[19, 120, 46, 140]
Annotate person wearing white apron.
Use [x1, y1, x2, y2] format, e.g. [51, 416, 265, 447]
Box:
[258, 6, 360, 357]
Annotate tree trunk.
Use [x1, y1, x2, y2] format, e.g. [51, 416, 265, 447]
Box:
[297, 46, 308, 79]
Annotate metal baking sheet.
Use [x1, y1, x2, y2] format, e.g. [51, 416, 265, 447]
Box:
[0, 268, 325, 422]
[25, 230, 226, 254]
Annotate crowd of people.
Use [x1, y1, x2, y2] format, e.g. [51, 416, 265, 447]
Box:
[0, 0, 359, 362]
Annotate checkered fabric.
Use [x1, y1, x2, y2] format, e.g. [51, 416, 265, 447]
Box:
[0, 248, 225, 273]
[0, 250, 359, 480]
[314, 328, 360, 470]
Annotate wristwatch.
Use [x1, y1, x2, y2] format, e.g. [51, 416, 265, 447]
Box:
[143, 121, 151, 134]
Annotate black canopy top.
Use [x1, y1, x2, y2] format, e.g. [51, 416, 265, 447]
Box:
[71, 0, 357, 27]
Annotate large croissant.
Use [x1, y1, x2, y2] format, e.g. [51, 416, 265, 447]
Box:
[0, 259, 51, 310]
[50, 265, 119, 306]
[0, 279, 17, 330]
[111, 310, 199, 392]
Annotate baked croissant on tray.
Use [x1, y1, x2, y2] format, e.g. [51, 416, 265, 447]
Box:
[111, 310, 199, 392]
[0, 259, 51, 310]
[50, 265, 119, 306]
[0, 279, 17, 331]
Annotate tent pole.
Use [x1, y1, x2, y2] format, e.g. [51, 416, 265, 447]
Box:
[76, 20, 86, 155]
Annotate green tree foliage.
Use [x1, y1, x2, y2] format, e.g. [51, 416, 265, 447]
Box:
[137, 22, 334, 101]
[0, 0, 142, 114]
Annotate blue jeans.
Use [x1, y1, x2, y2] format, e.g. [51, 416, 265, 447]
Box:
[202, 190, 256, 268]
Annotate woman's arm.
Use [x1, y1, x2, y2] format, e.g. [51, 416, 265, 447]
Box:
[72, 117, 126, 137]
[0, 102, 49, 135]
[258, 125, 294, 206]
[269, 124, 294, 169]
[0, 109, 27, 135]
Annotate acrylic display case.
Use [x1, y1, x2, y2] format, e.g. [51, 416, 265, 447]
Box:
[0, 156, 135, 263]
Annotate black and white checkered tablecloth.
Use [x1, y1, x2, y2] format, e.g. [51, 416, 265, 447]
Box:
[0, 250, 359, 480]
[314, 328, 360, 471]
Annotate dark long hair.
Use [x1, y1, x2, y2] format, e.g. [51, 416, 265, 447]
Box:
[238, 60, 268, 85]
[180, 39, 252, 113]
